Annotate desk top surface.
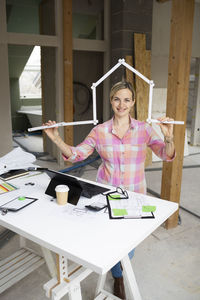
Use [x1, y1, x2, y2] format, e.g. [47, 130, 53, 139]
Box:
[0, 172, 178, 274]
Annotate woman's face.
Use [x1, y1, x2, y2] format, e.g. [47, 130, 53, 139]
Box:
[111, 88, 135, 118]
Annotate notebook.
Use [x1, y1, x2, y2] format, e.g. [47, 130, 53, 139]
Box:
[0, 169, 29, 181]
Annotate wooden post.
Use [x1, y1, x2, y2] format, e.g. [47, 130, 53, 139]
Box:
[161, 0, 195, 229]
[134, 33, 152, 167]
[63, 0, 73, 145]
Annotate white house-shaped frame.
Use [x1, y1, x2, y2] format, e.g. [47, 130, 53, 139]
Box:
[91, 58, 154, 125]
[91, 58, 184, 126]
[28, 58, 183, 132]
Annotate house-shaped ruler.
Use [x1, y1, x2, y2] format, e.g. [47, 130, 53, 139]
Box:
[28, 58, 183, 132]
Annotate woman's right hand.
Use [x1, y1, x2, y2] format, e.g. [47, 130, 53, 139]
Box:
[43, 120, 60, 142]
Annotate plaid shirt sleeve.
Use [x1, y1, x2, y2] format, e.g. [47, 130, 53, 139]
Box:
[62, 127, 97, 162]
[145, 124, 175, 161]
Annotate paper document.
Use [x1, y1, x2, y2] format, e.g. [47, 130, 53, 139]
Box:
[106, 192, 156, 219]
[0, 147, 36, 175]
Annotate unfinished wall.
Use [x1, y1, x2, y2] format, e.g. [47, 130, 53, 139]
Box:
[0, 44, 13, 156]
[151, 0, 200, 87]
[72, 0, 104, 146]
[151, 0, 200, 126]
[73, 51, 103, 146]
[110, 0, 153, 84]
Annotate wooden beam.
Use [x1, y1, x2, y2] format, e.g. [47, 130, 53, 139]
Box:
[134, 33, 152, 167]
[161, 0, 195, 229]
[63, 0, 73, 146]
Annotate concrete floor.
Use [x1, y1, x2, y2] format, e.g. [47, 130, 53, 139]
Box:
[0, 137, 200, 300]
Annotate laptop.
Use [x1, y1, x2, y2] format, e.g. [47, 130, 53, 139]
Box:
[44, 169, 110, 205]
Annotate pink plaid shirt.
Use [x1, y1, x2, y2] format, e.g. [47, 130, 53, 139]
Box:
[63, 118, 174, 194]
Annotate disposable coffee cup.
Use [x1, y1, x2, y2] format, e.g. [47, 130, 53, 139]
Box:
[55, 184, 69, 205]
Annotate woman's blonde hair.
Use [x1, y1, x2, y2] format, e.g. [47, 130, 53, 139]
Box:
[110, 81, 135, 101]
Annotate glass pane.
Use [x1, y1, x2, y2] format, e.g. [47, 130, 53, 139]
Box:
[19, 46, 41, 99]
[72, 0, 104, 40]
[8, 44, 42, 131]
[6, 0, 55, 35]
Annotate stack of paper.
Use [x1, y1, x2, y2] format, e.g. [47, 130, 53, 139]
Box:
[0, 147, 36, 175]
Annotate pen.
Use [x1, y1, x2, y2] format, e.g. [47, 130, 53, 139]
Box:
[24, 197, 38, 200]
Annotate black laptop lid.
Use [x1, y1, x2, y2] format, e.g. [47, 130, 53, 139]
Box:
[44, 169, 110, 201]
[44, 170, 82, 205]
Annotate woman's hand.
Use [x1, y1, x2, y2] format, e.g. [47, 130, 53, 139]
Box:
[43, 120, 60, 142]
[157, 116, 174, 138]
[43, 120, 72, 158]
[157, 116, 175, 158]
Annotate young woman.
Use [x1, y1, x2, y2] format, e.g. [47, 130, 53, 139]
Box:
[44, 81, 175, 299]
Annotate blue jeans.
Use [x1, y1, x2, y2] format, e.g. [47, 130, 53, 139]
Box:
[111, 249, 135, 278]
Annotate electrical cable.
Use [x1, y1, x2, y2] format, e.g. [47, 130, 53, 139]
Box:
[145, 164, 200, 172]
[60, 155, 100, 173]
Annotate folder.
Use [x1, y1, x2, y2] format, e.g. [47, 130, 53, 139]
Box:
[0, 196, 38, 215]
[106, 193, 155, 219]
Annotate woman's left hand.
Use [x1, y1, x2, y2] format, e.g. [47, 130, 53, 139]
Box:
[157, 116, 174, 138]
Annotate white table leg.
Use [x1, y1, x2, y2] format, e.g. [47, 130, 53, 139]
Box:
[121, 255, 142, 300]
[69, 283, 82, 300]
[57, 254, 69, 283]
[95, 273, 107, 295]
[19, 236, 26, 248]
[19, 235, 56, 278]
[44, 255, 93, 300]
[41, 247, 57, 278]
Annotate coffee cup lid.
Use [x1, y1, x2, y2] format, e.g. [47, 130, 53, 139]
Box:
[55, 184, 69, 192]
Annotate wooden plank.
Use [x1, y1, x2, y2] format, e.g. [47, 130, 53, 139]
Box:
[0, 258, 44, 293]
[0, 249, 44, 293]
[134, 33, 152, 167]
[0, 251, 33, 274]
[0, 248, 26, 267]
[161, 0, 195, 228]
[63, 0, 73, 147]
[0, 253, 37, 281]
[125, 56, 136, 119]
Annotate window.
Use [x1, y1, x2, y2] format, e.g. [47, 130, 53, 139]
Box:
[19, 46, 41, 99]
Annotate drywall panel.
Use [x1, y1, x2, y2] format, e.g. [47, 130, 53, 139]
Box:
[0, 44, 13, 156]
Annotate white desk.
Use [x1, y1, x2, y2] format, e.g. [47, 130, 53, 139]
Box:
[0, 172, 178, 300]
